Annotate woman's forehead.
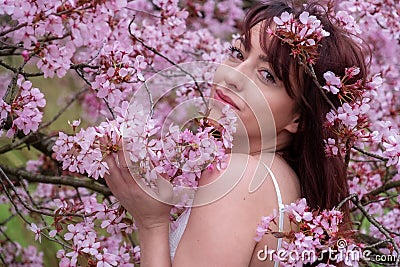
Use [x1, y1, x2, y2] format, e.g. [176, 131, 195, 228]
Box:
[239, 22, 273, 52]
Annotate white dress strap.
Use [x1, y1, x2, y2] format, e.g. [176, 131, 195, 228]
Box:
[263, 163, 285, 267]
[169, 207, 191, 260]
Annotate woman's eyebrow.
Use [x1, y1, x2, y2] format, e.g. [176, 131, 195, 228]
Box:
[236, 37, 270, 63]
[258, 54, 271, 63]
[235, 37, 248, 50]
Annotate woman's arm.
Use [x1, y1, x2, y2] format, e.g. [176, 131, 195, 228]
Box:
[139, 225, 171, 267]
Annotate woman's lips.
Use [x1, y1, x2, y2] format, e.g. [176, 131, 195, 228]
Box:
[214, 89, 240, 110]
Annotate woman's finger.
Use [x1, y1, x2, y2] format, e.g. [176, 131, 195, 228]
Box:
[104, 153, 138, 192]
[116, 147, 139, 184]
[155, 176, 174, 204]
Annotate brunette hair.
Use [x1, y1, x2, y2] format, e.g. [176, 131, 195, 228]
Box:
[242, 1, 369, 218]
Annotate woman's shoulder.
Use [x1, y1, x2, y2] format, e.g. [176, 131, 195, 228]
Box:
[197, 152, 300, 205]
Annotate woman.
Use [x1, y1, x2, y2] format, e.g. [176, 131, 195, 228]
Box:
[105, 0, 368, 266]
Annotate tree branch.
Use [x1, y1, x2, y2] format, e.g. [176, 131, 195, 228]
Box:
[0, 22, 28, 37]
[362, 180, 400, 199]
[0, 165, 111, 197]
[0, 59, 43, 77]
[352, 146, 388, 162]
[350, 195, 400, 264]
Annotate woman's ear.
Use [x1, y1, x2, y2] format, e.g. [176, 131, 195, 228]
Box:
[284, 114, 300, 134]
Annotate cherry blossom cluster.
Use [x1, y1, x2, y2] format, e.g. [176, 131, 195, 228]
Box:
[324, 95, 372, 157]
[255, 198, 360, 266]
[53, 119, 111, 180]
[269, 11, 330, 64]
[129, 105, 236, 205]
[0, 76, 46, 137]
[90, 43, 148, 110]
[182, 0, 244, 37]
[0, 241, 43, 267]
[322, 66, 362, 98]
[27, 193, 140, 267]
[340, 0, 400, 41]
[53, 102, 237, 193]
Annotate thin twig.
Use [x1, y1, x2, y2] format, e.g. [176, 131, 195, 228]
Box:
[361, 194, 398, 207]
[300, 62, 337, 112]
[336, 193, 358, 209]
[70, 63, 99, 70]
[39, 87, 88, 130]
[128, 18, 209, 111]
[144, 81, 154, 117]
[0, 253, 5, 265]
[0, 167, 87, 218]
[352, 146, 388, 161]
[0, 137, 27, 154]
[0, 170, 31, 225]
[0, 215, 14, 226]
[0, 59, 44, 77]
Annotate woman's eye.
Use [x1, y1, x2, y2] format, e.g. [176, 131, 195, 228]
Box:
[259, 69, 276, 84]
[228, 46, 244, 61]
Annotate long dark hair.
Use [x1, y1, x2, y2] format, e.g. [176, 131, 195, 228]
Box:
[242, 1, 368, 218]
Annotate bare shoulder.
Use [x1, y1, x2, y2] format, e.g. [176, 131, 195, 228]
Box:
[264, 154, 301, 205]
[173, 153, 301, 267]
[196, 153, 300, 205]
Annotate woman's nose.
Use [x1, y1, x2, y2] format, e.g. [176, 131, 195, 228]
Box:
[222, 63, 249, 92]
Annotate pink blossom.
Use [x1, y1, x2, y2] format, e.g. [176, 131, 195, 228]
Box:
[29, 223, 41, 243]
[21, 50, 30, 61]
[345, 66, 361, 78]
[96, 249, 118, 267]
[337, 103, 359, 128]
[4, 77, 46, 137]
[26, 158, 44, 172]
[284, 198, 313, 222]
[254, 210, 277, 242]
[382, 134, 400, 166]
[323, 71, 342, 94]
[324, 138, 339, 156]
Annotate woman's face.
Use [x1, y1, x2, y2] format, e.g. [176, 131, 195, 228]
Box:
[211, 23, 299, 154]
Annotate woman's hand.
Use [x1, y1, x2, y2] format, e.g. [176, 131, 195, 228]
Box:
[103, 149, 173, 231]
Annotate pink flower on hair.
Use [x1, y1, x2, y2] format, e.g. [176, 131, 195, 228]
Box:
[323, 71, 342, 94]
[345, 66, 360, 78]
[270, 11, 330, 64]
[273, 11, 293, 26]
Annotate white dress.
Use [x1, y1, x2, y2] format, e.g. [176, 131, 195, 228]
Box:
[169, 163, 285, 267]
